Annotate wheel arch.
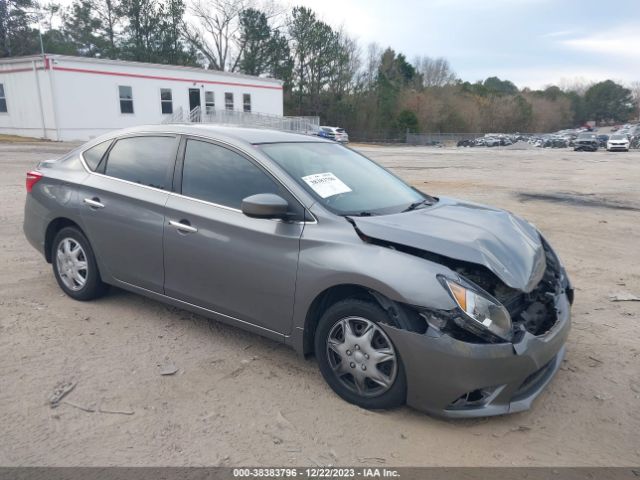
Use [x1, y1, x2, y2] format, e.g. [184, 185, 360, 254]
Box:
[44, 217, 86, 263]
[301, 284, 426, 356]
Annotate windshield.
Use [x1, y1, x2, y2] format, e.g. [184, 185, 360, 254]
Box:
[610, 135, 626, 140]
[258, 142, 427, 216]
[578, 133, 596, 139]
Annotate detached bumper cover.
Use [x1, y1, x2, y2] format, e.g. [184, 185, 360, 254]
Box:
[381, 291, 571, 418]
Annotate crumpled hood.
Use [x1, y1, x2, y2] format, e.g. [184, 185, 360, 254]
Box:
[351, 196, 546, 292]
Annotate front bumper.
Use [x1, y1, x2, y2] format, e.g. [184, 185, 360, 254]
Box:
[574, 144, 598, 151]
[381, 291, 571, 418]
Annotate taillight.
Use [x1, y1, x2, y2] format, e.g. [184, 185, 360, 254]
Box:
[26, 171, 43, 193]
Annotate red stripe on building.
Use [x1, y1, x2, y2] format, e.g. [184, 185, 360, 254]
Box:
[0, 67, 40, 74]
[51, 65, 283, 90]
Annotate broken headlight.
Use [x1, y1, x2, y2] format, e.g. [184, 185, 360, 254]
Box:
[439, 276, 513, 342]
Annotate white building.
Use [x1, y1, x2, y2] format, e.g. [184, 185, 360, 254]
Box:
[0, 54, 284, 141]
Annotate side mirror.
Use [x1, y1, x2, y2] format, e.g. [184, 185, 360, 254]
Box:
[241, 193, 289, 219]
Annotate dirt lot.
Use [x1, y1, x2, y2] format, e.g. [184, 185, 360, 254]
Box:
[1, 141, 639, 467]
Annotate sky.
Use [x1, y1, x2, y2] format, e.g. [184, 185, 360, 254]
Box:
[292, 0, 640, 89]
[51, 0, 640, 89]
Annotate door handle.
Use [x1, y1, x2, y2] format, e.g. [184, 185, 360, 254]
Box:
[169, 220, 198, 233]
[84, 197, 105, 209]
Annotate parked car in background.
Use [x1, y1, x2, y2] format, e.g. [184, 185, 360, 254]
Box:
[23, 125, 572, 418]
[574, 133, 599, 151]
[607, 134, 630, 152]
[318, 126, 349, 143]
[597, 135, 609, 148]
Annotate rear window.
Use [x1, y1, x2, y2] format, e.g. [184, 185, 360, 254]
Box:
[82, 140, 112, 171]
[103, 136, 177, 190]
[336, 128, 345, 133]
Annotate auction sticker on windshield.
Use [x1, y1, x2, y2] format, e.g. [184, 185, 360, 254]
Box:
[302, 172, 352, 198]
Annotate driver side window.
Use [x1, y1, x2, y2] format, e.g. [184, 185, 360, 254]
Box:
[181, 139, 301, 217]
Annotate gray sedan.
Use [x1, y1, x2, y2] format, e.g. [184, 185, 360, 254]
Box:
[23, 125, 573, 418]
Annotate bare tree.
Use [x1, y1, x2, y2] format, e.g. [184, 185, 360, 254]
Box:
[183, 0, 284, 71]
[558, 77, 592, 95]
[362, 42, 381, 88]
[414, 56, 456, 88]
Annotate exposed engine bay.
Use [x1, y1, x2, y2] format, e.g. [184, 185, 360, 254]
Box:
[452, 240, 563, 337]
[354, 224, 568, 341]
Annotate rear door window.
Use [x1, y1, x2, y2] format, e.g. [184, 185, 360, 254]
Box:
[103, 136, 177, 190]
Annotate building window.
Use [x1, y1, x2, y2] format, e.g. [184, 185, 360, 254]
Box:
[0, 84, 7, 113]
[160, 88, 173, 114]
[243, 94, 251, 113]
[119, 86, 134, 114]
[225, 92, 234, 111]
[205, 91, 215, 114]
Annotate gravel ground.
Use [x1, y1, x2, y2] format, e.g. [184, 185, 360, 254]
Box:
[0, 141, 639, 467]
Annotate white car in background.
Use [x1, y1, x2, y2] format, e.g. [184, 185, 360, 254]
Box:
[607, 134, 630, 152]
[319, 126, 349, 143]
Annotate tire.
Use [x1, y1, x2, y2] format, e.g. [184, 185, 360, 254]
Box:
[52, 226, 108, 301]
[314, 298, 407, 410]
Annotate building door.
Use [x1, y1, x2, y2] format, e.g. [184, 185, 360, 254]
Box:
[188, 88, 201, 121]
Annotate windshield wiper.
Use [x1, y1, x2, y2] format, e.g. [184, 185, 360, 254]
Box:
[402, 198, 433, 213]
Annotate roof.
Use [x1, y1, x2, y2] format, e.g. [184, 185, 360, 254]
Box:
[94, 124, 331, 146]
[0, 54, 283, 85]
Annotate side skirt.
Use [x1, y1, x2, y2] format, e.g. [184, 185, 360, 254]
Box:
[110, 278, 289, 344]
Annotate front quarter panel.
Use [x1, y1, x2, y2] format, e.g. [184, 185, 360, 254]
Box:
[291, 216, 458, 351]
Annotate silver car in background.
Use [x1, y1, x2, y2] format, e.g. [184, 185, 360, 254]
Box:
[319, 126, 349, 143]
[23, 125, 572, 418]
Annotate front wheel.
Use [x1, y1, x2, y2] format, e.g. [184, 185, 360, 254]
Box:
[315, 298, 407, 410]
[52, 226, 108, 301]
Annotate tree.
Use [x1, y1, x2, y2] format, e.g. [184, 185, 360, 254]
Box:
[1, 0, 41, 56]
[584, 80, 634, 123]
[414, 56, 456, 88]
[628, 81, 640, 122]
[288, 6, 316, 113]
[119, 0, 156, 61]
[158, 0, 196, 65]
[236, 8, 273, 75]
[62, 0, 105, 56]
[91, 0, 121, 58]
[395, 109, 418, 132]
[183, 0, 248, 70]
[483, 76, 518, 95]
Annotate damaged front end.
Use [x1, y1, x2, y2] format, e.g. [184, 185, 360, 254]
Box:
[428, 237, 573, 344]
[361, 229, 573, 417]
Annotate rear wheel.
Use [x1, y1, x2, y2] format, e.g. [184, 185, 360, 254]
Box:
[52, 227, 108, 301]
[315, 298, 406, 409]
